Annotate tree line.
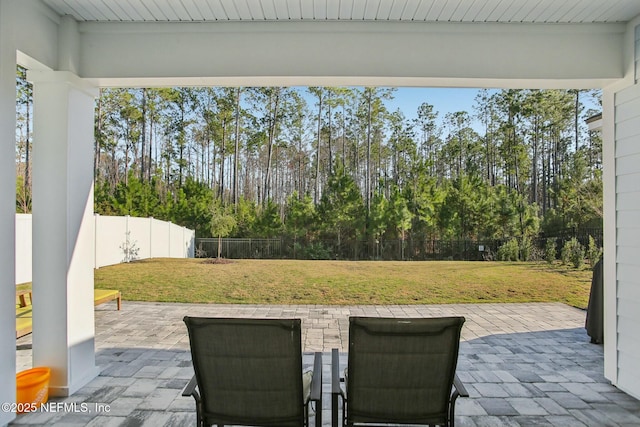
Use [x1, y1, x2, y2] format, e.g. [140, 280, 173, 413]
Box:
[16, 71, 602, 251]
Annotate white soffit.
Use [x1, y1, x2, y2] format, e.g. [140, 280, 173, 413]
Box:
[42, 0, 640, 23]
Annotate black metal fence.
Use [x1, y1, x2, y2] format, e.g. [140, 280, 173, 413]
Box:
[196, 238, 283, 259]
[196, 229, 602, 261]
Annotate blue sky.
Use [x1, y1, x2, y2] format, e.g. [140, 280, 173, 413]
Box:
[384, 87, 601, 132]
[387, 87, 485, 117]
[385, 87, 491, 129]
[297, 86, 601, 133]
[297, 86, 492, 131]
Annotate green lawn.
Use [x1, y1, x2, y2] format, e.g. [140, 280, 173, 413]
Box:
[93, 258, 593, 309]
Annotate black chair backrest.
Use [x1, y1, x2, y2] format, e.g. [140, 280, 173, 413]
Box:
[184, 317, 305, 427]
[347, 316, 465, 425]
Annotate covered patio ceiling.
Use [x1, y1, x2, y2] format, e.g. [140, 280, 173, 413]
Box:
[31, 0, 634, 89]
[41, 0, 640, 24]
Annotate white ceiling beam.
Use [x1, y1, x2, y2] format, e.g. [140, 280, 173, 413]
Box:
[77, 20, 625, 88]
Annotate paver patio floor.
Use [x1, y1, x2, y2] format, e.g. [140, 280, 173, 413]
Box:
[11, 302, 640, 426]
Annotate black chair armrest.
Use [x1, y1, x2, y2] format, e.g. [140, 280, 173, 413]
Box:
[331, 348, 342, 427]
[182, 374, 203, 427]
[331, 349, 341, 396]
[311, 352, 323, 427]
[310, 351, 323, 402]
[182, 375, 200, 401]
[453, 374, 469, 398]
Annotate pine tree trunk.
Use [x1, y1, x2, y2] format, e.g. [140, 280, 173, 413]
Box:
[233, 87, 241, 209]
[219, 119, 226, 200]
[263, 90, 280, 204]
[366, 90, 372, 213]
[141, 88, 147, 182]
[315, 92, 322, 204]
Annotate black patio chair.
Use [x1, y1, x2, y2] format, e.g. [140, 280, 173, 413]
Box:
[332, 316, 468, 427]
[183, 317, 322, 427]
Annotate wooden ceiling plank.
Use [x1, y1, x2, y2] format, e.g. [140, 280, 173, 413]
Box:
[411, 0, 434, 21]
[259, 0, 277, 20]
[438, 0, 463, 22]
[362, 0, 378, 20]
[547, 0, 582, 23]
[232, 0, 254, 20]
[122, 0, 157, 20]
[135, 0, 168, 20]
[374, 0, 392, 20]
[148, 0, 178, 20]
[202, 0, 227, 20]
[187, 0, 215, 20]
[219, 0, 240, 20]
[41, 0, 640, 23]
[451, 0, 478, 21]
[65, 0, 103, 20]
[570, 1, 612, 23]
[532, 0, 566, 23]
[424, 0, 448, 21]
[313, 0, 326, 19]
[107, 0, 142, 20]
[401, 0, 421, 20]
[388, 0, 407, 21]
[469, 0, 500, 21]
[165, 0, 193, 20]
[287, 0, 301, 20]
[599, 0, 640, 23]
[326, 0, 340, 19]
[85, 0, 119, 20]
[351, 0, 367, 19]
[271, 0, 288, 19]
[494, 0, 529, 22]
[508, 0, 542, 22]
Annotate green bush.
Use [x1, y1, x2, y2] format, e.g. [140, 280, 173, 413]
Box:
[520, 236, 533, 261]
[544, 238, 556, 264]
[587, 235, 603, 267]
[497, 237, 536, 262]
[497, 238, 520, 261]
[561, 238, 584, 268]
[295, 242, 331, 260]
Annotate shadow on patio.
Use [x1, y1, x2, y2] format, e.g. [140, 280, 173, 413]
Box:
[11, 302, 640, 426]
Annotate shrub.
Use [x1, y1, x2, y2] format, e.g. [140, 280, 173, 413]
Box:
[497, 238, 520, 261]
[520, 236, 533, 261]
[295, 242, 331, 260]
[587, 235, 603, 267]
[544, 238, 556, 264]
[561, 238, 584, 268]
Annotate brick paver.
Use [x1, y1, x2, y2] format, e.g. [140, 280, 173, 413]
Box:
[11, 302, 640, 426]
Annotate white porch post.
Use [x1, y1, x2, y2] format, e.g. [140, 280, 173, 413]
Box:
[29, 70, 99, 397]
[602, 86, 618, 385]
[0, 6, 17, 426]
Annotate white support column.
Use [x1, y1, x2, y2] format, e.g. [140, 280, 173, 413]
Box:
[602, 86, 618, 385]
[0, 9, 17, 427]
[29, 70, 100, 397]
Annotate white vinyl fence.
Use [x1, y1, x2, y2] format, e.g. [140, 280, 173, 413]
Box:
[15, 214, 195, 285]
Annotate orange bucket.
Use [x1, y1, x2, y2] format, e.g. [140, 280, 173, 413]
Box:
[16, 367, 50, 412]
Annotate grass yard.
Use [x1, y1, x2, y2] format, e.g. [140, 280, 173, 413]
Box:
[94, 258, 593, 308]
